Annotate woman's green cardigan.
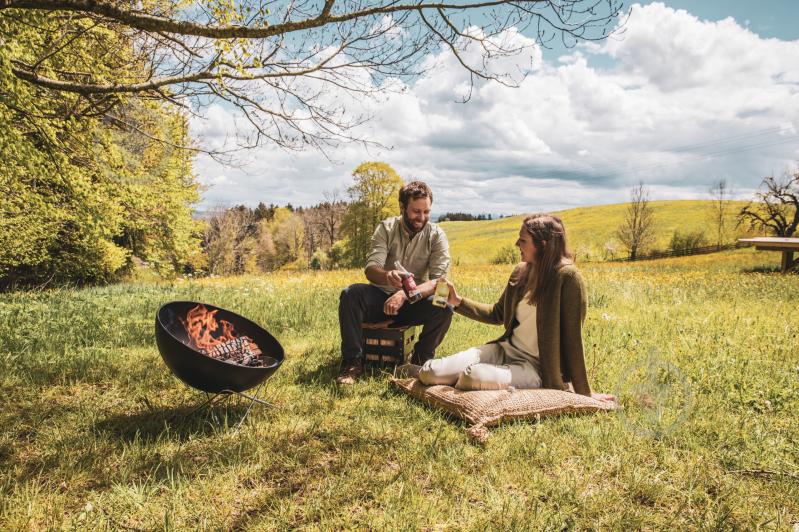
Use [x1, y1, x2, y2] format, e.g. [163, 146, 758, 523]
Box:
[455, 263, 591, 396]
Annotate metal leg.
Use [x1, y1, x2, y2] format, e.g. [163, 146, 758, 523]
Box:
[170, 391, 225, 422]
[215, 382, 276, 429]
[166, 383, 275, 428]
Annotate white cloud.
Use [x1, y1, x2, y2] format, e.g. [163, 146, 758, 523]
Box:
[192, 3, 799, 214]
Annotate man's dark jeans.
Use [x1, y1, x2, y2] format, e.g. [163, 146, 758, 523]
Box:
[339, 283, 453, 365]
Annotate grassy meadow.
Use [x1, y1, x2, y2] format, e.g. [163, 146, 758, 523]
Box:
[442, 199, 752, 265]
[1, 245, 798, 529]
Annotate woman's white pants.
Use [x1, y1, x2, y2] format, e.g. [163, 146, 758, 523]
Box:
[418, 341, 542, 391]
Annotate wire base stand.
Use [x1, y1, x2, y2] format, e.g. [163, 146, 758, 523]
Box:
[184, 381, 275, 428]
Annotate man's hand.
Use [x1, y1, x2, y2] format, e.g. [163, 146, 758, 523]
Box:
[385, 269, 404, 289]
[383, 290, 407, 315]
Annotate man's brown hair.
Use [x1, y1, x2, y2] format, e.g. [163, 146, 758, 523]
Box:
[399, 181, 433, 207]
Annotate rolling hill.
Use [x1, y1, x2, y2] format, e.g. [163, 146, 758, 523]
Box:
[440, 199, 753, 265]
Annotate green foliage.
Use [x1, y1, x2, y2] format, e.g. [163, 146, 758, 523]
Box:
[669, 229, 707, 254]
[106, 103, 203, 276]
[327, 239, 349, 269]
[310, 249, 329, 270]
[0, 14, 200, 287]
[490, 244, 518, 264]
[271, 208, 305, 265]
[341, 162, 403, 267]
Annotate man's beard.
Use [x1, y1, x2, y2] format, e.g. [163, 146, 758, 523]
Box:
[402, 211, 427, 235]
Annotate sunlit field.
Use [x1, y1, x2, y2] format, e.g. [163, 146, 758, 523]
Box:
[442, 199, 751, 265]
[1, 248, 797, 529]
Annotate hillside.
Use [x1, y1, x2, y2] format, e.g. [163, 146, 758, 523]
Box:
[441, 199, 753, 265]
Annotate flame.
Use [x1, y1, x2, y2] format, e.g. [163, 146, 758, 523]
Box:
[179, 304, 239, 352]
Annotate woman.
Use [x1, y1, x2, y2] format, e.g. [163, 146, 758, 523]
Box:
[418, 213, 612, 401]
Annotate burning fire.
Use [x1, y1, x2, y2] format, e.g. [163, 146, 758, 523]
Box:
[179, 304, 239, 352]
[179, 304, 264, 365]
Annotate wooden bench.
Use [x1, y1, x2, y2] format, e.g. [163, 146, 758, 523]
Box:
[362, 322, 416, 366]
[738, 237, 799, 273]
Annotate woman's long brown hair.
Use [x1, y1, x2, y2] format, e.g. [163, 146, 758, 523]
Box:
[522, 213, 574, 305]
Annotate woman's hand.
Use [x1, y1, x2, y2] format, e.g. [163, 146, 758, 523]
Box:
[446, 279, 462, 307]
[591, 392, 616, 403]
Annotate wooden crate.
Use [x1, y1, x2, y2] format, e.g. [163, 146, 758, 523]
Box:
[362, 324, 416, 366]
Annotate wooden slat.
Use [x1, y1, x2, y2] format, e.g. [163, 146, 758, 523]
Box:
[739, 237, 799, 251]
[362, 324, 416, 365]
[754, 246, 799, 252]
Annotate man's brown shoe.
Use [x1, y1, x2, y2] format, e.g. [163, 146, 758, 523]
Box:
[336, 359, 364, 385]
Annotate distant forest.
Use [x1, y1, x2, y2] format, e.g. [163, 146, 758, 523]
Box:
[437, 213, 494, 222]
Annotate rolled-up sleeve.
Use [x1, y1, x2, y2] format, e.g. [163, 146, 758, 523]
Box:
[428, 228, 451, 279]
[364, 223, 389, 272]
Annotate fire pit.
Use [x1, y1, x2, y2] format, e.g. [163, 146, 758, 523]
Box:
[155, 301, 284, 416]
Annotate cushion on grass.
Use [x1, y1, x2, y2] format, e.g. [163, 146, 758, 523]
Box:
[390, 378, 617, 442]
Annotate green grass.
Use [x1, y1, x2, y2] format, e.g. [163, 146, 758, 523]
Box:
[441, 199, 752, 265]
[1, 248, 797, 528]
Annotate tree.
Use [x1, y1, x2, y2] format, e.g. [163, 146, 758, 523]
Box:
[603, 239, 618, 261]
[254, 219, 277, 272]
[0, 15, 202, 287]
[253, 202, 276, 222]
[616, 182, 656, 260]
[317, 190, 347, 248]
[1, 1, 625, 153]
[272, 210, 305, 265]
[341, 161, 403, 266]
[708, 179, 733, 246]
[204, 206, 258, 275]
[738, 170, 799, 237]
[110, 102, 203, 275]
[298, 191, 347, 264]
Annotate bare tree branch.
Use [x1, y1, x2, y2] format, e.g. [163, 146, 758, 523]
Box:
[2, 0, 626, 153]
[738, 169, 799, 237]
[2, 0, 575, 38]
[616, 182, 656, 260]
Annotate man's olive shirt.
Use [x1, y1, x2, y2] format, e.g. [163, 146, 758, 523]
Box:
[364, 216, 450, 294]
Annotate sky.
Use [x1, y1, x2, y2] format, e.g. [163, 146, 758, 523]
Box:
[189, 1, 799, 215]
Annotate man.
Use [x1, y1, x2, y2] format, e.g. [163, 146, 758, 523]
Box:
[337, 181, 452, 384]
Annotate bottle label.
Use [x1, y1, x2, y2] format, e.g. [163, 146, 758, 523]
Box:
[432, 278, 449, 307]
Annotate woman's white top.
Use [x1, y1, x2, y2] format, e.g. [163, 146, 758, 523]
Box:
[510, 294, 539, 358]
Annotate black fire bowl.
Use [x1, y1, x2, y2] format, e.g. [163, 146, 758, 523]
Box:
[155, 301, 284, 394]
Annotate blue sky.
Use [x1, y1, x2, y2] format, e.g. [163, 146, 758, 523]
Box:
[640, 0, 798, 39]
[541, 0, 799, 69]
[191, 1, 799, 214]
